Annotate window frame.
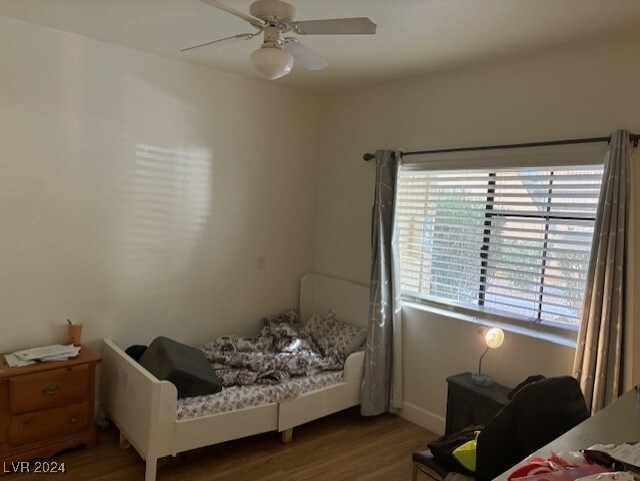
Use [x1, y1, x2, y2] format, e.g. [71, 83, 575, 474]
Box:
[394, 144, 607, 343]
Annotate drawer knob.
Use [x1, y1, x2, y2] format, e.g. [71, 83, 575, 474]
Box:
[42, 382, 62, 395]
[71, 417, 77, 424]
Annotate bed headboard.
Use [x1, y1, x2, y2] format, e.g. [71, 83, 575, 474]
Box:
[299, 273, 370, 329]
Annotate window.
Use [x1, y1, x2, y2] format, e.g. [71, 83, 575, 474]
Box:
[396, 162, 604, 334]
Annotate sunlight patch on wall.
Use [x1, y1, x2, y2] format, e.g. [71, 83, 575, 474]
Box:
[117, 143, 212, 287]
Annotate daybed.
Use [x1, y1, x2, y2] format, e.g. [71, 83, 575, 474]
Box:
[100, 273, 369, 481]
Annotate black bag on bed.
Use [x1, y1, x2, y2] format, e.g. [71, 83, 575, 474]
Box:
[125, 344, 147, 362]
[139, 336, 222, 398]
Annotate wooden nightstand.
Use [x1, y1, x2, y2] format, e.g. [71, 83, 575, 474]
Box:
[445, 372, 511, 435]
[0, 347, 101, 465]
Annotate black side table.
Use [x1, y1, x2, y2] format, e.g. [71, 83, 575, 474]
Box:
[445, 372, 511, 435]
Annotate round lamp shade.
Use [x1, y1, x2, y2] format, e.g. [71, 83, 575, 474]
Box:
[250, 46, 293, 80]
[484, 327, 504, 349]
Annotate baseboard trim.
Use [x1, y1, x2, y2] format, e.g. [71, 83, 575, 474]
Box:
[399, 402, 445, 436]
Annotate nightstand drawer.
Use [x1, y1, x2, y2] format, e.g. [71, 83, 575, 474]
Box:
[8, 365, 90, 414]
[7, 401, 91, 447]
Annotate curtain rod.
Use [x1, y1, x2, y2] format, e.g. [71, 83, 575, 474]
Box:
[362, 134, 640, 161]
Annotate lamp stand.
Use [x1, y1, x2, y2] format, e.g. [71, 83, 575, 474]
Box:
[471, 346, 494, 386]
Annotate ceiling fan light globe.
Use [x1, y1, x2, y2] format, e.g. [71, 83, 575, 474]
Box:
[250, 46, 293, 80]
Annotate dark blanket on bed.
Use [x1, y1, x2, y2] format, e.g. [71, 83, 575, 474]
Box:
[201, 316, 343, 387]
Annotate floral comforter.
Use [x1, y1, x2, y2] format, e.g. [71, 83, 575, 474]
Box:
[176, 370, 343, 420]
[201, 311, 343, 387]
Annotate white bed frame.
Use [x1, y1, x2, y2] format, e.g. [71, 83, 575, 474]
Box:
[100, 273, 369, 481]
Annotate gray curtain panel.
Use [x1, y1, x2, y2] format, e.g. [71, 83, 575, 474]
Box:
[361, 150, 402, 416]
[573, 129, 632, 413]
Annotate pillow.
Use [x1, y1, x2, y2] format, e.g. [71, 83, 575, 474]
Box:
[262, 308, 301, 329]
[302, 311, 366, 361]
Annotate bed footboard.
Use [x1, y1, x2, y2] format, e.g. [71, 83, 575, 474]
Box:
[278, 350, 365, 433]
[100, 339, 178, 481]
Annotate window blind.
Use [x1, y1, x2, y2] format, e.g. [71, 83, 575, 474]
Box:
[396, 164, 604, 329]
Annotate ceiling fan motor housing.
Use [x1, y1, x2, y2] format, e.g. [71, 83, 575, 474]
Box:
[250, 0, 295, 31]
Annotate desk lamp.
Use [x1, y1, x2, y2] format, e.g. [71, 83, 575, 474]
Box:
[471, 327, 504, 386]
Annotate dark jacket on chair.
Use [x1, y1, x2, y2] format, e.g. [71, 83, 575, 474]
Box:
[475, 376, 589, 481]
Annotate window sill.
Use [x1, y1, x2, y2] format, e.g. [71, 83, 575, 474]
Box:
[401, 299, 577, 349]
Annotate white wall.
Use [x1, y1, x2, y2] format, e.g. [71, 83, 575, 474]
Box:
[0, 16, 322, 353]
[314, 30, 640, 433]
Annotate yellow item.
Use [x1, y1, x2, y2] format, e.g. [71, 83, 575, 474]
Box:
[452, 431, 480, 472]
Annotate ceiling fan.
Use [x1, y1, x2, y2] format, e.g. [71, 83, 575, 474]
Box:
[182, 0, 377, 80]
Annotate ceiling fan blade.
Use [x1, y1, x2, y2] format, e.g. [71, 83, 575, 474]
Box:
[199, 0, 266, 27]
[293, 17, 376, 35]
[181, 33, 255, 53]
[283, 39, 328, 71]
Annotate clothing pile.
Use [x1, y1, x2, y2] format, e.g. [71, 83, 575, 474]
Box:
[506, 451, 632, 481]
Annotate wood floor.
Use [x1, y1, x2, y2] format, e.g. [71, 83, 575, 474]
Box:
[4, 408, 436, 481]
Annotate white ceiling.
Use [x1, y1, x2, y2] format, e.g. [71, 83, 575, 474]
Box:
[2, 0, 640, 93]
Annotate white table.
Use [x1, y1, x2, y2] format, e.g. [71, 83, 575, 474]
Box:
[494, 387, 640, 481]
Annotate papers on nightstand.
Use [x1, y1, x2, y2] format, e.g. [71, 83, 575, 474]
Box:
[4, 353, 35, 367]
[4, 344, 81, 367]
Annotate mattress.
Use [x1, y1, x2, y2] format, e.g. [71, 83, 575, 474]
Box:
[176, 370, 344, 421]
